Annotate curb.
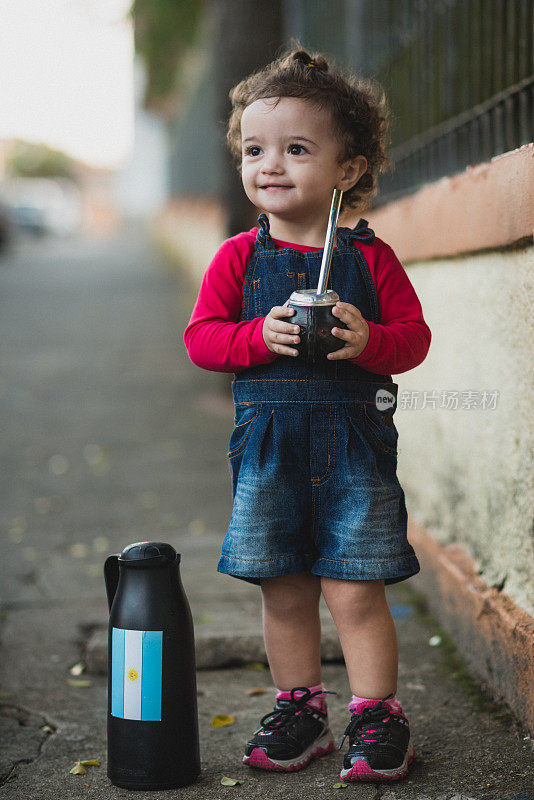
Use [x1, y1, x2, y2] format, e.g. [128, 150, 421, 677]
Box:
[84, 628, 344, 673]
[408, 517, 534, 735]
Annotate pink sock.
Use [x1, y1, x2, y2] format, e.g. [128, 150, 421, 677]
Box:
[349, 693, 403, 715]
[276, 683, 327, 713]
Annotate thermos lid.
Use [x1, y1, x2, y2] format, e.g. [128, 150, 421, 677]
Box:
[289, 289, 340, 307]
[118, 541, 179, 566]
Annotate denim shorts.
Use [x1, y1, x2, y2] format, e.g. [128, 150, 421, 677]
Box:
[218, 393, 420, 586]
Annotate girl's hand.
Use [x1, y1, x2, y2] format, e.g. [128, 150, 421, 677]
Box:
[262, 302, 300, 356]
[327, 301, 370, 359]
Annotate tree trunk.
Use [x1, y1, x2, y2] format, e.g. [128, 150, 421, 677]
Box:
[214, 0, 283, 238]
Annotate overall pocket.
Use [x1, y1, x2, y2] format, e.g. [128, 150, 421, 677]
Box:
[252, 251, 304, 318]
[362, 403, 399, 456]
[227, 403, 261, 460]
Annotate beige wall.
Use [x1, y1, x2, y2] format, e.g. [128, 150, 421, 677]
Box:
[399, 246, 534, 616]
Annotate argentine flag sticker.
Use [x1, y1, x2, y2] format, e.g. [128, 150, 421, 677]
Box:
[111, 628, 163, 721]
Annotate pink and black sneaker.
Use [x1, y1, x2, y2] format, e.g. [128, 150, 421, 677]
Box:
[243, 686, 334, 772]
[338, 694, 415, 782]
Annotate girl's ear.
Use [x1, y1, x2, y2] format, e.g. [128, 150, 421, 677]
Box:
[337, 155, 368, 191]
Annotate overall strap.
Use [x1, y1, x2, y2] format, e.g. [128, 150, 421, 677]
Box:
[256, 214, 374, 249]
[255, 213, 275, 249]
[336, 218, 375, 247]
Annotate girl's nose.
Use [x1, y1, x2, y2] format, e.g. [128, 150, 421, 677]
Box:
[260, 151, 283, 174]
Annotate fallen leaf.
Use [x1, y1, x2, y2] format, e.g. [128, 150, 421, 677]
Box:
[221, 775, 244, 786]
[244, 662, 267, 671]
[69, 757, 100, 776]
[9, 516, 26, 542]
[92, 536, 109, 553]
[333, 782, 348, 788]
[161, 512, 178, 527]
[189, 519, 206, 535]
[211, 714, 235, 728]
[49, 454, 70, 475]
[69, 543, 88, 559]
[69, 662, 85, 676]
[67, 679, 92, 688]
[83, 444, 111, 475]
[244, 687, 267, 696]
[406, 682, 425, 692]
[83, 444, 104, 464]
[34, 496, 62, 513]
[35, 497, 53, 514]
[41, 725, 55, 734]
[138, 491, 158, 509]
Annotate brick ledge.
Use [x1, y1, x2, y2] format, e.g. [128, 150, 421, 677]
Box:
[408, 517, 534, 734]
[368, 143, 534, 263]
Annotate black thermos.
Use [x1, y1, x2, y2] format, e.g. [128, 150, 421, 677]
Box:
[104, 541, 200, 789]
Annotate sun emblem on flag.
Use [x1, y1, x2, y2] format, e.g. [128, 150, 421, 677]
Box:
[128, 668, 139, 681]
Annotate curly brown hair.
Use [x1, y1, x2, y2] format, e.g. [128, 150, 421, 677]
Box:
[227, 44, 391, 211]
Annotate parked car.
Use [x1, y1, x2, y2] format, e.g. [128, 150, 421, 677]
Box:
[1, 177, 82, 238]
[10, 203, 47, 236]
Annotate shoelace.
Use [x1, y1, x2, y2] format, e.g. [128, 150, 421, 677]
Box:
[338, 693, 397, 750]
[260, 686, 337, 731]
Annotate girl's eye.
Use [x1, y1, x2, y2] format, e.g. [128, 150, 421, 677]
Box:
[244, 145, 261, 157]
[289, 144, 306, 155]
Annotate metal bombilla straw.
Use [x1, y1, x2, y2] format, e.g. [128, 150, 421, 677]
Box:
[286, 187, 348, 361]
[316, 188, 343, 295]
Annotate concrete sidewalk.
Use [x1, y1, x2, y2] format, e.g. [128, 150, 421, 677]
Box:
[0, 227, 532, 799]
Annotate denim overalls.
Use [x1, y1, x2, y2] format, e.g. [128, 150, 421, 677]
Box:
[217, 214, 420, 586]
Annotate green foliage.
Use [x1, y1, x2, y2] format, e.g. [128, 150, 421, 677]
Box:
[7, 141, 75, 180]
[130, 0, 207, 104]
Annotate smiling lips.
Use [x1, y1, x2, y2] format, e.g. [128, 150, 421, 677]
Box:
[260, 184, 293, 190]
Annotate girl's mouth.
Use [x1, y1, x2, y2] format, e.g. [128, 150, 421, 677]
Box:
[260, 185, 293, 191]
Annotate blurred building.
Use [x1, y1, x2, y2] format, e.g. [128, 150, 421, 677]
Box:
[113, 57, 169, 219]
[0, 139, 119, 239]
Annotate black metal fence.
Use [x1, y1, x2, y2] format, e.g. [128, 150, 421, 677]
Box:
[169, 1, 533, 207]
[284, 0, 534, 203]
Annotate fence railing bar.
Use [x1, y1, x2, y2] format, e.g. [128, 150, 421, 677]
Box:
[390, 74, 534, 162]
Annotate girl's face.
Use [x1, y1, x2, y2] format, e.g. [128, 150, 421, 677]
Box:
[240, 97, 365, 231]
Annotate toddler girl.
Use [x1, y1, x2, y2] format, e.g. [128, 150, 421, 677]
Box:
[184, 46, 431, 782]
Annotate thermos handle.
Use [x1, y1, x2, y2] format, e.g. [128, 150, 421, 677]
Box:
[104, 554, 120, 611]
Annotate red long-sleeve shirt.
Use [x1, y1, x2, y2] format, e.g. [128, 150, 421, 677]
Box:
[184, 227, 431, 376]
